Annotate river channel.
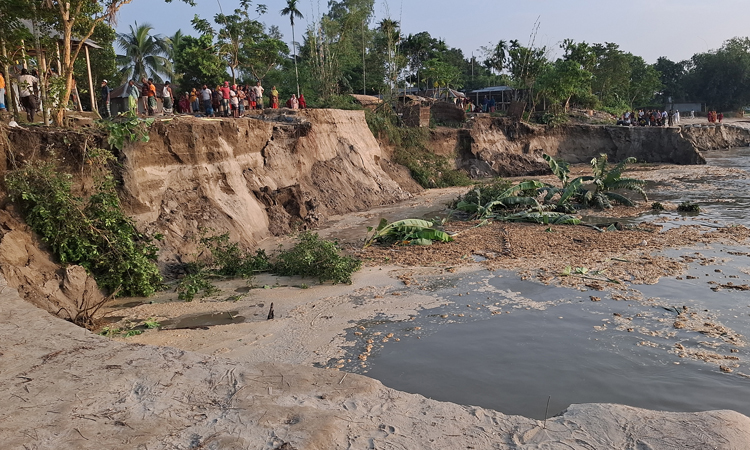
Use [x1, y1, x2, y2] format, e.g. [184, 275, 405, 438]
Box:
[349, 148, 750, 420]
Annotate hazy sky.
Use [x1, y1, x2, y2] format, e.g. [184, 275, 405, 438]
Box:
[116, 0, 750, 64]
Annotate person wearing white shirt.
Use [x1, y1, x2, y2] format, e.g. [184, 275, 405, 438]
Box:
[17, 68, 39, 122]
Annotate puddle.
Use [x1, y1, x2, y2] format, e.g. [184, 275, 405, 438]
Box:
[160, 311, 245, 330]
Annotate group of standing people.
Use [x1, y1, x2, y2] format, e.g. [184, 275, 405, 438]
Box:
[707, 111, 723, 123]
[181, 81, 306, 118]
[618, 109, 681, 127]
[118, 78, 306, 118]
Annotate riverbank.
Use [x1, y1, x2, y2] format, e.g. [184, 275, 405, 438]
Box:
[4, 116, 750, 448]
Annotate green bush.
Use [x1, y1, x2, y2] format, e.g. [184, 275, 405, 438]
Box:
[273, 232, 361, 284]
[5, 154, 162, 297]
[677, 201, 700, 212]
[452, 178, 514, 208]
[200, 232, 270, 277]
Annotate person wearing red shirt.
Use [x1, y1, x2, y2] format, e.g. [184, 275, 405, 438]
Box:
[220, 81, 231, 117]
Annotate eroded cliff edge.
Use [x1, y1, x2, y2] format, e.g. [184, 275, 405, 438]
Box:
[118, 109, 416, 263]
[451, 117, 710, 177]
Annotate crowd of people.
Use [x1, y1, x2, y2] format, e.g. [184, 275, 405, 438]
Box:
[617, 109, 682, 127]
[707, 110, 723, 123]
[122, 78, 306, 118]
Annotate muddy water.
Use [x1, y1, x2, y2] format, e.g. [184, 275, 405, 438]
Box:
[354, 149, 750, 419]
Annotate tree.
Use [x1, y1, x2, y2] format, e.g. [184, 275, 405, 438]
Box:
[536, 58, 591, 111]
[653, 57, 687, 104]
[682, 37, 750, 111]
[27, 0, 194, 126]
[281, 0, 303, 96]
[173, 34, 226, 89]
[115, 22, 171, 84]
[481, 40, 507, 75]
[626, 55, 661, 108]
[376, 18, 401, 97]
[241, 27, 288, 83]
[421, 58, 462, 97]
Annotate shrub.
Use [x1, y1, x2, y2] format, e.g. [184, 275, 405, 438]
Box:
[5, 152, 162, 297]
[273, 232, 361, 284]
[677, 201, 700, 212]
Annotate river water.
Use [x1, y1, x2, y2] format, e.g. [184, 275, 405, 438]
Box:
[350, 148, 750, 420]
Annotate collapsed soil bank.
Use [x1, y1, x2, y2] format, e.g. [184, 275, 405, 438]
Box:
[436, 117, 711, 177]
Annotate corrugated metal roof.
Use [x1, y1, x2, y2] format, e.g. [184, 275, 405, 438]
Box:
[468, 86, 515, 94]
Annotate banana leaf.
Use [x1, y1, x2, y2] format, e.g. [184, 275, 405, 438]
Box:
[543, 154, 570, 186]
[500, 211, 581, 225]
[364, 218, 453, 247]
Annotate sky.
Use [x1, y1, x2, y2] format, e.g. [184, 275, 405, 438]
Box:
[116, 0, 750, 65]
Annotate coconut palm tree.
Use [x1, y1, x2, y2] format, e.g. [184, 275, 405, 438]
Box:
[165, 29, 185, 83]
[281, 0, 303, 96]
[116, 22, 172, 84]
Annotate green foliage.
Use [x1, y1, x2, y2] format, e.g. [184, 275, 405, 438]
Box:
[651, 202, 665, 211]
[501, 211, 581, 225]
[538, 110, 569, 127]
[364, 218, 453, 247]
[143, 318, 161, 329]
[115, 22, 172, 84]
[177, 271, 219, 301]
[452, 179, 513, 208]
[587, 153, 648, 207]
[366, 108, 470, 188]
[199, 232, 271, 277]
[455, 180, 546, 219]
[677, 201, 701, 212]
[173, 34, 228, 88]
[273, 232, 362, 284]
[101, 112, 155, 150]
[5, 152, 162, 297]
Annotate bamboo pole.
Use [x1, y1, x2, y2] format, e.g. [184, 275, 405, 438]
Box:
[31, 14, 49, 126]
[1, 39, 19, 120]
[84, 45, 97, 115]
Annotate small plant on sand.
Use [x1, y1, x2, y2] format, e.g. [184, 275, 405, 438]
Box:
[651, 202, 665, 211]
[677, 201, 701, 212]
[143, 318, 161, 329]
[200, 232, 271, 277]
[273, 232, 361, 284]
[176, 269, 220, 301]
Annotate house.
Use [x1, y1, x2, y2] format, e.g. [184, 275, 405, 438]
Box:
[109, 82, 165, 116]
[466, 86, 519, 111]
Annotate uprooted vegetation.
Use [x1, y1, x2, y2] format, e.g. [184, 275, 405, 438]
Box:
[177, 231, 362, 301]
[363, 153, 651, 259]
[451, 153, 647, 224]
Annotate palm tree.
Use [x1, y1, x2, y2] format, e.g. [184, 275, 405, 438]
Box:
[116, 22, 172, 84]
[281, 0, 303, 96]
[165, 29, 185, 84]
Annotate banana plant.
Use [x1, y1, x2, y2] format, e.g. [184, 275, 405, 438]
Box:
[586, 154, 648, 208]
[364, 218, 453, 247]
[456, 180, 546, 219]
